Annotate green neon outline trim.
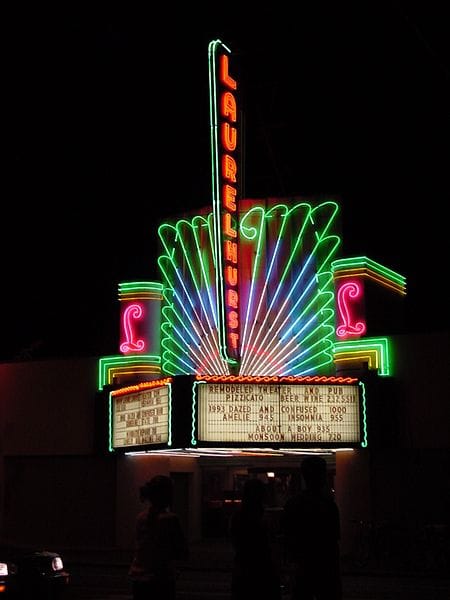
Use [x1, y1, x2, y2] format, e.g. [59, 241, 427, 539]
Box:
[108, 391, 113, 452]
[191, 380, 202, 446]
[118, 281, 163, 293]
[168, 383, 173, 445]
[157, 199, 340, 377]
[331, 256, 406, 288]
[333, 337, 392, 376]
[158, 284, 225, 376]
[160, 219, 218, 337]
[241, 201, 340, 376]
[359, 381, 368, 447]
[158, 216, 228, 375]
[97, 354, 161, 390]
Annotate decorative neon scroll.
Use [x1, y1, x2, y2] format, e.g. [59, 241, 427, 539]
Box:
[120, 304, 145, 353]
[336, 281, 366, 338]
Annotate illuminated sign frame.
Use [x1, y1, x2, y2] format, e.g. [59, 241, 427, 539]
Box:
[108, 378, 172, 452]
[191, 376, 367, 448]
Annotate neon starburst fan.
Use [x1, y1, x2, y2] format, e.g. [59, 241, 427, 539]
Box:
[158, 199, 341, 376]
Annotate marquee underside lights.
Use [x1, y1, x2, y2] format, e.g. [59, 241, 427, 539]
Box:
[124, 447, 356, 457]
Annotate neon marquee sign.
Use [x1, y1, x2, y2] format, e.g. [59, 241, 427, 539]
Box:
[209, 39, 240, 369]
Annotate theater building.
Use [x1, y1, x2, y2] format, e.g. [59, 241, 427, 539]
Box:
[1, 40, 449, 559]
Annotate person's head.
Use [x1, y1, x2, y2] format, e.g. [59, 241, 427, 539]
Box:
[241, 478, 266, 507]
[300, 455, 328, 490]
[140, 475, 173, 509]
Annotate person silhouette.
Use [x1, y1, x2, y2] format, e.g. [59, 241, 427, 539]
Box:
[128, 475, 189, 600]
[282, 455, 342, 600]
[229, 477, 281, 600]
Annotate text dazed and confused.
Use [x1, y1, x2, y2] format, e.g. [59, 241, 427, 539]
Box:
[197, 382, 361, 443]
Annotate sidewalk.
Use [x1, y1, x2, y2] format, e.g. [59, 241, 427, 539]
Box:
[62, 538, 450, 600]
[63, 534, 450, 575]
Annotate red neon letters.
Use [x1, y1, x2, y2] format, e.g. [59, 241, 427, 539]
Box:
[219, 53, 239, 354]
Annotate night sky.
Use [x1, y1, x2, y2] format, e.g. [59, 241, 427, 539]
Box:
[4, 4, 449, 361]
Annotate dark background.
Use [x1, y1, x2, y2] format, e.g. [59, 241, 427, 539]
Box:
[4, 3, 449, 361]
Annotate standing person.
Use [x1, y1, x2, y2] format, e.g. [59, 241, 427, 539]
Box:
[282, 455, 342, 600]
[229, 478, 281, 600]
[129, 475, 189, 600]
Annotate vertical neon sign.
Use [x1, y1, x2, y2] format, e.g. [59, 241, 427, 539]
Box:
[209, 39, 240, 368]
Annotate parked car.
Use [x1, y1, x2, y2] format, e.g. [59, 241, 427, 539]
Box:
[0, 543, 69, 598]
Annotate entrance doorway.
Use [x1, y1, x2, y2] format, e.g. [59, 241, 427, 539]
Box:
[199, 454, 336, 538]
